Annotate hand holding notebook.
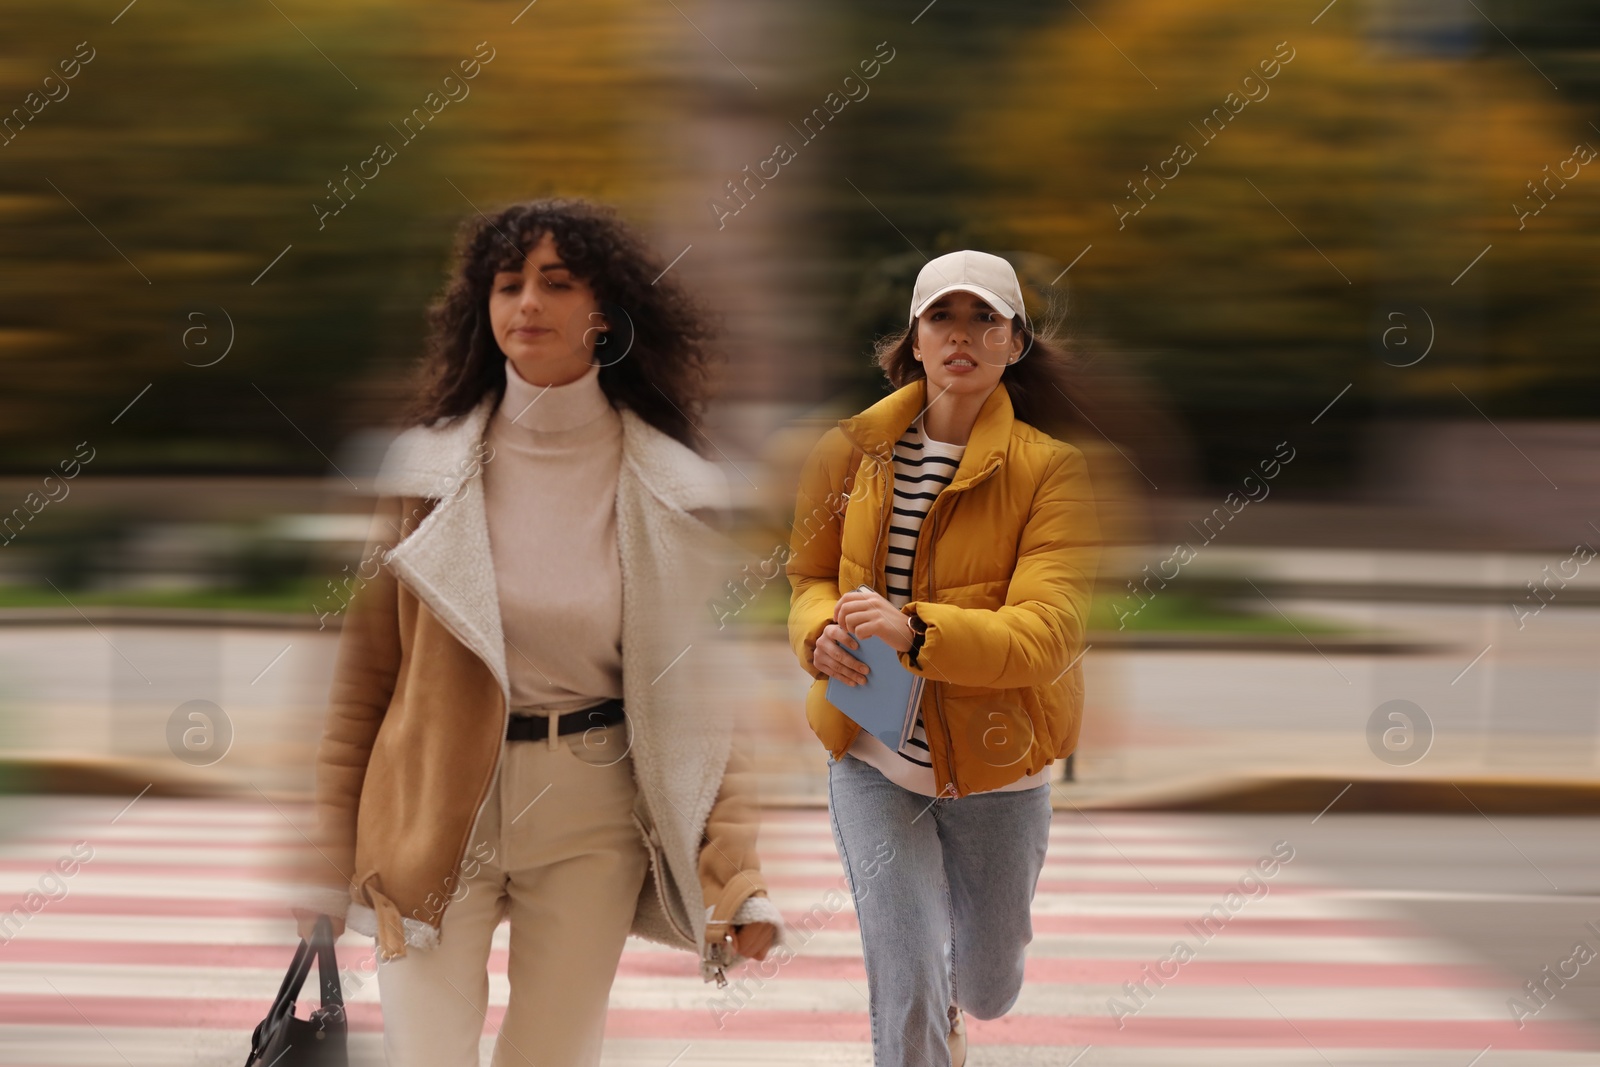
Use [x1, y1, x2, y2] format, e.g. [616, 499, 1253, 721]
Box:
[825, 588, 926, 752]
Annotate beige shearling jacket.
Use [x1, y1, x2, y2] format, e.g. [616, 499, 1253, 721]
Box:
[292, 392, 782, 984]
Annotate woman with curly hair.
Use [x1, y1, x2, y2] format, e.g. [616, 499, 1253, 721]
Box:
[290, 197, 782, 1066]
[787, 250, 1101, 1066]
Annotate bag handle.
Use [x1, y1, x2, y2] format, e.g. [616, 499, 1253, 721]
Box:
[267, 914, 344, 1026]
[311, 914, 345, 1019]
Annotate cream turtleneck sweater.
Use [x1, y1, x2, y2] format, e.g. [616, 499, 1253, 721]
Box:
[482, 356, 624, 713]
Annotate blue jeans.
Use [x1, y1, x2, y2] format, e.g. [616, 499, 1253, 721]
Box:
[826, 751, 1053, 1067]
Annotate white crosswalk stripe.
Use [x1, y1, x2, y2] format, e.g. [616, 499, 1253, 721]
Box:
[0, 799, 1590, 1065]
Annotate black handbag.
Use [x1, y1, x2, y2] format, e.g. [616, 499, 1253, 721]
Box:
[244, 914, 348, 1066]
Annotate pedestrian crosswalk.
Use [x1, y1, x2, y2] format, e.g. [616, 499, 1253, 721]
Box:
[0, 797, 1595, 1065]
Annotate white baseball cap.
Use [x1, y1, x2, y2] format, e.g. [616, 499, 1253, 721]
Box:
[908, 250, 1026, 325]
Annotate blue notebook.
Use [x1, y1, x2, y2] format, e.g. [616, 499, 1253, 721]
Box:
[825, 632, 926, 752]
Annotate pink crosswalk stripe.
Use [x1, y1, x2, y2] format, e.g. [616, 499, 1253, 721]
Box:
[1, 798, 1595, 1064]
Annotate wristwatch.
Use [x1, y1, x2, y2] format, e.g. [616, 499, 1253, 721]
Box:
[907, 611, 928, 664]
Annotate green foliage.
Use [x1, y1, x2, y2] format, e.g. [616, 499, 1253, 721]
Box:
[3, 0, 1597, 487]
[831, 0, 1600, 488]
[0, 0, 681, 473]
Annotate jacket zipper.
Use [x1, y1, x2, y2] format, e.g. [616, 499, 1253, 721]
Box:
[921, 460, 1000, 799]
[923, 508, 958, 798]
[369, 486, 509, 949]
[392, 566, 510, 939]
[393, 491, 515, 938]
[633, 809, 727, 983]
[636, 815, 698, 944]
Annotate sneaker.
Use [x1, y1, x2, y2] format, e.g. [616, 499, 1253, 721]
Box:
[947, 1007, 967, 1067]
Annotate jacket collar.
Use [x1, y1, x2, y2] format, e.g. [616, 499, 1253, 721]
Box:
[373, 392, 729, 515]
[366, 390, 730, 705]
[838, 376, 1014, 491]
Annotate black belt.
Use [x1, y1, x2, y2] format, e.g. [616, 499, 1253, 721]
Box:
[505, 697, 626, 741]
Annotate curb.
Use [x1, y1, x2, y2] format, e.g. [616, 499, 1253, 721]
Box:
[0, 608, 323, 630]
[0, 609, 1450, 656]
[8, 757, 1600, 815]
[1052, 774, 1600, 816]
[0, 754, 254, 801]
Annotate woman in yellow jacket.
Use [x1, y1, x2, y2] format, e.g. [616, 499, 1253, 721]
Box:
[786, 250, 1101, 1066]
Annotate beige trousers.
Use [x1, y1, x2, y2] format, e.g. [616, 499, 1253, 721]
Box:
[376, 718, 650, 1067]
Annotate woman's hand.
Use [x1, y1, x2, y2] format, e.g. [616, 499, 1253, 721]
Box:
[814, 622, 870, 687]
[732, 921, 777, 961]
[835, 588, 916, 654]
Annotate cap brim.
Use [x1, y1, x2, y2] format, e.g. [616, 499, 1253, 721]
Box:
[910, 284, 1018, 324]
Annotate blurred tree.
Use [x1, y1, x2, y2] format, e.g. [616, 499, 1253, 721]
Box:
[971, 0, 1600, 480]
[831, 0, 1600, 490]
[0, 0, 695, 474]
[3, 0, 1596, 492]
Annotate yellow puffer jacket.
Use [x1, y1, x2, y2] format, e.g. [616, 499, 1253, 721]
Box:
[786, 377, 1101, 797]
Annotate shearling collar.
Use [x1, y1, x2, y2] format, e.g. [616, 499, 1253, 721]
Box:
[374, 392, 729, 515]
[364, 390, 731, 708]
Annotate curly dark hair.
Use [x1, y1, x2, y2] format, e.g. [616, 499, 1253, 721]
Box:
[403, 198, 717, 453]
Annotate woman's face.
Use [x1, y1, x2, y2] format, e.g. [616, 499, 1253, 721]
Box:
[488, 230, 606, 387]
[914, 290, 1021, 397]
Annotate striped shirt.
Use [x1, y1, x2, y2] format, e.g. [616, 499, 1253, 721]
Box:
[879, 416, 965, 768]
